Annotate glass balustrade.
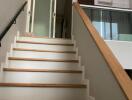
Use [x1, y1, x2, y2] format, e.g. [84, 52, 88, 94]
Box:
[81, 5, 132, 41]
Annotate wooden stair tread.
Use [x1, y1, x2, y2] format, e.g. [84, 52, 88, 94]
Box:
[4, 68, 82, 73]
[16, 40, 74, 46]
[13, 48, 76, 54]
[0, 83, 86, 88]
[9, 57, 79, 63]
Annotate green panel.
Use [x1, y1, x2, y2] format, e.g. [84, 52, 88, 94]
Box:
[33, 0, 50, 36]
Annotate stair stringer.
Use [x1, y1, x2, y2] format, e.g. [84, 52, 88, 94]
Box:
[73, 36, 95, 100]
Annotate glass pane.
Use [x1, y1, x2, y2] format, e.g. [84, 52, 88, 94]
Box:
[34, 0, 51, 36]
[83, 6, 132, 41]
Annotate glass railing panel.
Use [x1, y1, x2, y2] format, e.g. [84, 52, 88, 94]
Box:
[81, 5, 132, 41]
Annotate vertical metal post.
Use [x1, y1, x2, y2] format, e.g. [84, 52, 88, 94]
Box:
[100, 9, 103, 38]
[109, 11, 113, 40]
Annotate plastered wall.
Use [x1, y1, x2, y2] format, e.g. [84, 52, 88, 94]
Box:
[0, 0, 27, 64]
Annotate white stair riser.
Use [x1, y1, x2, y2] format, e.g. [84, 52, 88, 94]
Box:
[0, 87, 87, 100]
[2, 72, 82, 84]
[15, 43, 74, 51]
[11, 51, 77, 60]
[8, 60, 80, 70]
[17, 37, 73, 44]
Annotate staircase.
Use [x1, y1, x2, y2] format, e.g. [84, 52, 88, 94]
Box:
[0, 36, 90, 100]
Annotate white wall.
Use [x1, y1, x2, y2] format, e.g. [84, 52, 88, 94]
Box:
[0, 0, 26, 34]
[0, 0, 27, 64]
[94, 0, 130, 8]
[72, 6, 127, 100]
[130, 0, 132, 8]
[106, 40, 132, 69]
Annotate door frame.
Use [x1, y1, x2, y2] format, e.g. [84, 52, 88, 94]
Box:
[49, 0, 53, 38]
[26, 0, 36, 33]
[49, 0, 57, 38]
[31, 0, 36, 33]
[26, 0, 31, 32]
[53, 0, 57, 38]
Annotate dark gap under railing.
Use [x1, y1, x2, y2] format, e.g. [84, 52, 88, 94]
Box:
[126, 70, 132, 80]
[0, 1, 27, 47]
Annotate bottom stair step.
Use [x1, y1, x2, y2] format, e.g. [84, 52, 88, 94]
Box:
[0, 83, 86, 88]
[0, 87, 87, 100]
[1, 71, 83, 84]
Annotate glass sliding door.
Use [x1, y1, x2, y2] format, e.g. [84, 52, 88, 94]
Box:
[33, 0, 51, 37]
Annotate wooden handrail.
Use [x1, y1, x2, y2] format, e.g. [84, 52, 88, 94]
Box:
[73, 3, 132, 100]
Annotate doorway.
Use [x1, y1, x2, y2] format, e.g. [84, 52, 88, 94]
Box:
[55, 0, 72, 38]
[26, 0, 72, 38]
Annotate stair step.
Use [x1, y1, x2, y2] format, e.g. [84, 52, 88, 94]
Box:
[0, 87, 87, 100]
[9, 57, 79, 63]
[15, 43, 74, 51]
[0, 36, 88, 100]
[16, 40, 74, 46]
[19, 35, 71, 39]
[8, 60, 80, 70]
[0, 83, 86, 88]
[3, 68, 82, 73]
[13, 48, 76, 54]
[1, 71, 82, 84]
[17, 36, 72, 43]
[12, 51, 77, 60]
